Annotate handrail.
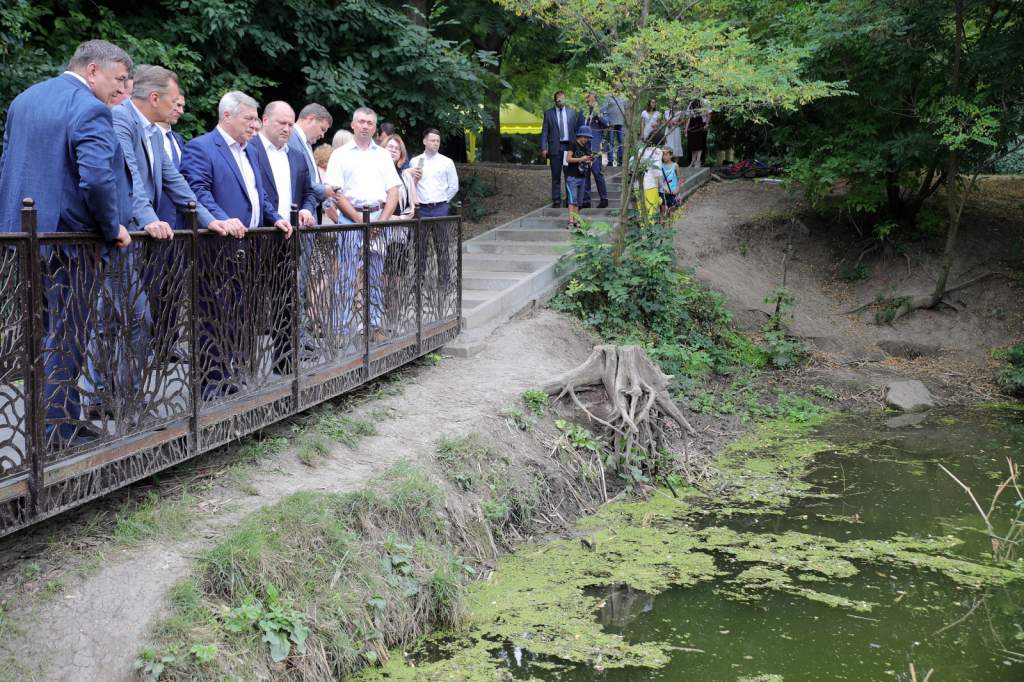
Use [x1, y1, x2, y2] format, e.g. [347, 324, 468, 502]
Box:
[0, 200, 462, 536]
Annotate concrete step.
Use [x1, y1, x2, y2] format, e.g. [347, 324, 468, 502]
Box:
[460, 256, 570, 331]
[479, 228, 571, 243]
[461, 253, 558, 272]
[519, 216, 575, 229]
[540, 207, 618, 218]
[462, 292, 493, 309]
[462, 270, 527, 290]
[464, 240, 571, 256]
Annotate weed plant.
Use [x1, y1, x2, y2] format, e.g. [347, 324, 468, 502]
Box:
[553, 216, 797, 395]
[994, 342, 1024, 397]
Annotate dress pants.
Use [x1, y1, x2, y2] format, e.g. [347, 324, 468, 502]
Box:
[548, 142, 570, 202]
[419, 202, 452, 291]
[582, 155, 608, 205]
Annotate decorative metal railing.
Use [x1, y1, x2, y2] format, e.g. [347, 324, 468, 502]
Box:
[0, 201, 462, 536]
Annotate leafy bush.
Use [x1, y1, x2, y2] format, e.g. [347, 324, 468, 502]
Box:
[994, 343, 1024, 396]
[553, 216, 752, 385]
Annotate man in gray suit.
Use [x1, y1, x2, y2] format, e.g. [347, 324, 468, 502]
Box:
[540, 91, 579, 208]
[113, 65, 237, 237]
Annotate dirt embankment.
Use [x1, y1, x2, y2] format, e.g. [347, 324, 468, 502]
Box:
[676, 178, 1024, 405]
[0, 175, 1020, 680]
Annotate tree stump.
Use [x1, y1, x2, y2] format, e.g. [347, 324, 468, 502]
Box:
[543, 345, 696, 474]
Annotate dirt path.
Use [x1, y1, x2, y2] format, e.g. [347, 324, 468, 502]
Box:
[0, 311, 595, 682]
[675, 180, 1024, 400]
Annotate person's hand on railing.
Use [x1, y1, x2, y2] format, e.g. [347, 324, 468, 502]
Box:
[114, 225, 131, 248]
[298, 209, 315, 227]
[143, 220, 174, 240]
[225, 218, 247, 239]
[274, 218, 293, 239]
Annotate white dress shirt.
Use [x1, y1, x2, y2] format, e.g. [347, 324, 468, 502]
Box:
[293, 124, 317, 174]
[323, 141, 400, 208]
[216, 125, 260, 227]
[409, 152, 459, 204]
[259, 132, 293, 221]
[159, 124, 181, 164]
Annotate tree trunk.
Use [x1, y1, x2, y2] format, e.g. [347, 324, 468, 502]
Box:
[479, 83, 503, 162]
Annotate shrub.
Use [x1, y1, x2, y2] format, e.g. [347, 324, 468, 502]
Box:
[995, 343, 1024, 396]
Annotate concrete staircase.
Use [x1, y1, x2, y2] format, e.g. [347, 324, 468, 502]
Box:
[448, 166, 709, 355]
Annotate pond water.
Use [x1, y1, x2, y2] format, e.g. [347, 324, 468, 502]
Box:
[362, 408, 1024, 681]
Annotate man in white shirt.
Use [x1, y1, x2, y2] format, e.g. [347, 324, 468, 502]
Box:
[409, 128, 458, 294]
[323, 106, 401, 338]
[254, 101, 317, 227]
[409, 128, 459, 218]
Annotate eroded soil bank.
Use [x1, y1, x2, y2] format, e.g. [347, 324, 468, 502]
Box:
[0, 177, 1020, 681]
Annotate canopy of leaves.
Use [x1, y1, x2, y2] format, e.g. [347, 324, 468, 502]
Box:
[710, 0, 1024, 226]
[0, 0, 490, 144]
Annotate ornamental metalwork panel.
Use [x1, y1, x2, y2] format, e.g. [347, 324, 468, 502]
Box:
[0, 207, 462, 538]
[193, 231, 294, 403]
[38, 239, 192, 463]
[0, 242, 29, 483]
[299, 226, 365, 371]
[421, 216, 461, 327]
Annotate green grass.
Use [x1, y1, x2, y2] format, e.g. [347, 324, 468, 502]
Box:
[113, 491, 199, 545]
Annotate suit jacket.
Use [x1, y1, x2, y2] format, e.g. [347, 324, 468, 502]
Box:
[250, 138, 318, 219]
[179, 128, 281, 227]
[112, 101, 215, 230]
[582, 107, 609, 152]
[540, 106, 579, 155]
[156, 129, 186, 227]
[287, 130, 327, 202]
[0, 73, 124, 240]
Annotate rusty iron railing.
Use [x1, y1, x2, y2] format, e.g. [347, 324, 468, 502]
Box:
[0, 201, 462, 536]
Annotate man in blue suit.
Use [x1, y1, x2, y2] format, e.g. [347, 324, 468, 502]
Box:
[179, 91, 292, 399]
[0, 39, 134, 446]
[540, 91, 579, 208]
[252, 100, 318, 375]
[155, 94, 188, 228]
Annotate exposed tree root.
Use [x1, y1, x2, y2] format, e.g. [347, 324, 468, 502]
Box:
[844, 271, 1003, 319]
[543, 345, 703, 482]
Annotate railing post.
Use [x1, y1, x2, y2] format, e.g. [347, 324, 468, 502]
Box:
[290, 203, 300, 409]
[186, 202, 200, 451]
[414, 206, 423, 352]
[455, 203, 463, 327]
[362, 208, 371, 371]
[23, 198, 44, 517]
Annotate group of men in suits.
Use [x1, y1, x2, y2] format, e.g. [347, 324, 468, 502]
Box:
[541, 90, 612, 210]
[0, 39, 341, 445]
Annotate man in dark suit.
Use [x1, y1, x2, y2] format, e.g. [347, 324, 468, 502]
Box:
[0, 39, 133, 446]
[180, 91, 292, 399]
[288, 103, 336, 208]
[540, 91, 579, 208]
[155, 94, 188, 228]
[252, 100, 318, 374]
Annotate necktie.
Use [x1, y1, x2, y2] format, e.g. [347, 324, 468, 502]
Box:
[559, 108, 567, 141]
[167, 131, 180, 168]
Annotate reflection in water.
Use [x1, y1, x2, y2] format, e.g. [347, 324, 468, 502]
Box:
[592, 584, 655, 628]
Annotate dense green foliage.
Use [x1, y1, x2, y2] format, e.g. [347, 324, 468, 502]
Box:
[0, 0, 490, 143]
[995, 342, 1024, 397]
[552, 216, 789, 394]
[707, 0, 1024, 232]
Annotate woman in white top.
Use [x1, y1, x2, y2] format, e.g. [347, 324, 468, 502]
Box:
[640, 98, 662, 144]
[663, 103, 685, 161]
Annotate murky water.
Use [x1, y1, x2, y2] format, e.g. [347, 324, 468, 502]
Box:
[499, 408, 1024, 681]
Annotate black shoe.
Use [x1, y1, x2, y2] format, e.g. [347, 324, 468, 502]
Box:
[552, 201, 561, 208]
[69, 423, 104, 447]
[598, 199, 609, 208]
[83, 404, 115, 421]
[579, 202, 592, 209]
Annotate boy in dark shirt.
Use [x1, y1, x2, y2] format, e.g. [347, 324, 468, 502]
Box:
[565, 125, 594, 228]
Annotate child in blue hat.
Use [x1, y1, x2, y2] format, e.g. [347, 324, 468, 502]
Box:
[565, 125, 594, 227]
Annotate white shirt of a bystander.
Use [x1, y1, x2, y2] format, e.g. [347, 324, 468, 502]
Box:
[324, 141, 400, 209]
[409, 151, 458, 204]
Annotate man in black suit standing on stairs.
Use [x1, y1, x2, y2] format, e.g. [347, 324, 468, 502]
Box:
[540, 91, 578, 208]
